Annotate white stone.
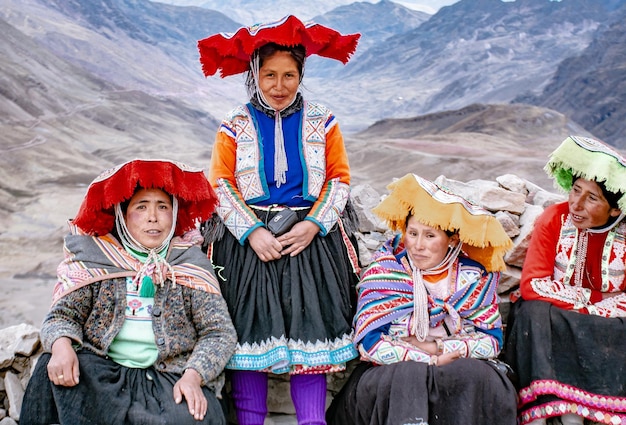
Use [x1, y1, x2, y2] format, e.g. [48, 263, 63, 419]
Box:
[499, 266, 522, 294]
[497, 174, 529, 195]
[524, 179, 566, 207]
[496, 211, 521, 238]
[4, 372, 24, 421]
[0, 323, 40, 362]
[504, 204, 544, 268]
[350, 184, 382, 209]
[531, 189, 566, 208]
[477, 187, 527, 214]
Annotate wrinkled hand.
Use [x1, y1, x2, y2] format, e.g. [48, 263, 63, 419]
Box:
[277, 220, 319, 257]
[47, 337, 80, 387]
[248, 227, 283, 262]
[173, 369, 207, 421]
[401, 336, 437, 354]
[435, 350, 462, 366]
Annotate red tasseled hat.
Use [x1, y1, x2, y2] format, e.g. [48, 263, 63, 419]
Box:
[72, 159, 218, 236]
[198, 15, 360, 78]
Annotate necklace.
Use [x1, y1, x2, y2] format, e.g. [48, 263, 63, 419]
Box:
[407, 243, 462, 341]
[573, 230, 589, 287]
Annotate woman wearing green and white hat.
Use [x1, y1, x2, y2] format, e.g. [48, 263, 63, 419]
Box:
[504, 136, 626, 425]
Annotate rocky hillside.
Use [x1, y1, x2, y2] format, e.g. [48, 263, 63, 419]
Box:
[515, 2, 626, 149]
[1, 0, 625, 283]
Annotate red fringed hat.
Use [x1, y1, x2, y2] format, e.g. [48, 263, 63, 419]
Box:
[198, 15, 360, 78]
[72, 159, 218, 236]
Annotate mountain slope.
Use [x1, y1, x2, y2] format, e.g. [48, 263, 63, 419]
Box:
[335, 0, 624, 130]
[515, 3, 626, 148]
[0, 14, 218, 236]
[1, 0, 625, 280]
[152, 0, 370, 24]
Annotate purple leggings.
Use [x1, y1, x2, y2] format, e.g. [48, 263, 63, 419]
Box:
[231, 370, 327, 425]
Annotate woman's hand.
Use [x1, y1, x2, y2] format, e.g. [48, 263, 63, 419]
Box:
[401, 336, 437, 354]
[47, 337, 80, 387]
[435, 350, 462, 366]
[277, 220, 319, 256]
[248, 227, 283, 262]
[401, 336, 462, 366]
[173, 369, 207, 421]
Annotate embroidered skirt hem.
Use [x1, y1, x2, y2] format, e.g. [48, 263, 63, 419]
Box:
[504, 300, 626, 425]
[226, 333, 357, 374]
[208, 209, 360, 374]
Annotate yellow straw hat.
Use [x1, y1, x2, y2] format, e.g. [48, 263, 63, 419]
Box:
[372, 173, 513, 272]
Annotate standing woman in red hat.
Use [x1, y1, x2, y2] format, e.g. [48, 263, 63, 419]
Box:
[198, 15, 361, 425]
[20, 159, 237, 425]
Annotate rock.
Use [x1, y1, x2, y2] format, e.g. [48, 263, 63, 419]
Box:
[497, 174, 529, 196]
[3, 373, 23, 421]
[434, 175, 527, 214]
[477, 187, 527, 214]
[496, 211, 521, 238]
[267, 376, 295, 415]
[524, 179, 566, 207]
[499, 266, 522, 294]
[350, 184, 388, 233]
[0, 324, 40, 369]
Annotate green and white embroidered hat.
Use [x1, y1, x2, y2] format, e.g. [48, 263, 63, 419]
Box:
[545, 135, 626, 211]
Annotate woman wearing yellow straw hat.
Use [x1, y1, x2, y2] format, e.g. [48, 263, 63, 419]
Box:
[326, 173, 517, 425]
[19, 159, 236, 425]
[504, 136, 626, 425]
[197, 15, 361, 425]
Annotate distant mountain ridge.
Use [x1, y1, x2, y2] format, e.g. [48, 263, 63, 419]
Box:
[514, 2, 626, 149]
[153, 0, 376, 24]
[338, 0, 626, 145]
[3, 0, 625, 142]
[1, 0, 625, 280]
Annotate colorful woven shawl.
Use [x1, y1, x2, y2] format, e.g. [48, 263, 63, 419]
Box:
[354, 237, 501, 344]
[53, 224, 220, 304]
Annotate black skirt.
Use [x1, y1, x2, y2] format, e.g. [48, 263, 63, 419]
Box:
[206, 208, 360, 374]
[326, 358, 518, 425]
[503, 299, 626, 424]
[20, 350, 227, 425]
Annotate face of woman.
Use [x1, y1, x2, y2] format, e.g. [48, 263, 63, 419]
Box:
[124, 188, 173, 249]
[404, 216, 458, 270]
[258, 50, 300, 111]
[568, 178, 622, 230]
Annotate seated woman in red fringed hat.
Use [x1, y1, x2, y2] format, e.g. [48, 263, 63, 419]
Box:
[197, 15, 361, 425]
[20, 159, 237, 425]
[326, 173, 518, 425]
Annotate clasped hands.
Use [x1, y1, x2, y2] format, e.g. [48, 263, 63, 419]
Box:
[401, 335, 462, 366]
[248, 220, 319, 262]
